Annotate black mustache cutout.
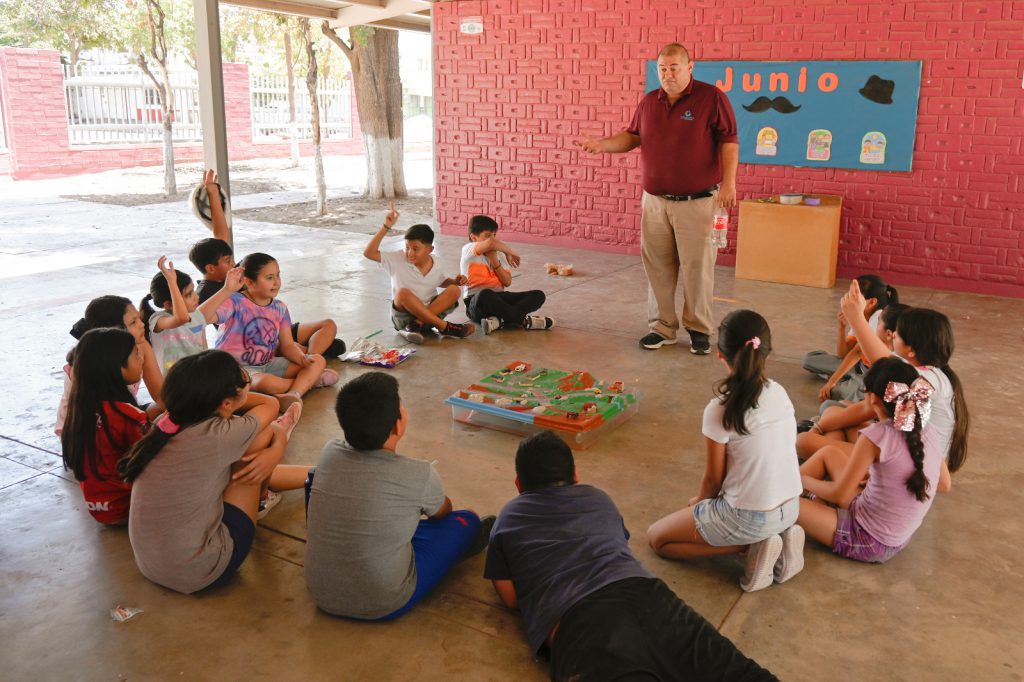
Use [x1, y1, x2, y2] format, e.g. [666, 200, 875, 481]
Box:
[742, 96, 802, 114]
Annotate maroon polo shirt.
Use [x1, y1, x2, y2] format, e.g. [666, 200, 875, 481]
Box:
[625, 79, 738, 196]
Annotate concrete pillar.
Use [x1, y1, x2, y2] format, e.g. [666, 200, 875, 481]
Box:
[193, 0, 233, 245]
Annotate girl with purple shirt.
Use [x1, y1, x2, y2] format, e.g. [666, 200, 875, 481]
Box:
[797, 357, 951, 563]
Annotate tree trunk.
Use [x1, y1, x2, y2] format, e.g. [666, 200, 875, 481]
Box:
[322, 24, 406, 199]
[284, 29, 300, 168]
[162, 114, 175, 196]
[301, 19, 326, 216]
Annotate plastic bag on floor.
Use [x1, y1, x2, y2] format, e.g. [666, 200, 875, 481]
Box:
[340, 337, 415, 369]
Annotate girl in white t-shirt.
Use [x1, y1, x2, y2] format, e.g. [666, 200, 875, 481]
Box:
[140, 256, 243, 372]
[647, 310, 804, 592]
[840, 282, 969, 480]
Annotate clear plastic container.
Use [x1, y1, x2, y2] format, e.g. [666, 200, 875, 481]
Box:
[712, 207, 729, 249]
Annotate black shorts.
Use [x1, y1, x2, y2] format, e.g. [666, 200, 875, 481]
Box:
[203, 502, 256, 591]
[550, 577, 776, 682]
[291, 321, 301, 341]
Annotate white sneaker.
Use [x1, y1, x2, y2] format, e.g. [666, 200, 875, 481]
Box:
[398, 324, 424, 344]
[740, 535, 783, 592]
[774, 525, 805, 583]
[524, 315, 554, 330]
[482, 316, 501, 335]
[257, 490, 281, 520]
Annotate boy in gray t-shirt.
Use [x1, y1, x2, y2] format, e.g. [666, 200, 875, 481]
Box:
[305, 372, 494, 620]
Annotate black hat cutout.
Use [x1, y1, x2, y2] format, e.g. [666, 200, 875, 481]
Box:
[859, 75, 895, 105]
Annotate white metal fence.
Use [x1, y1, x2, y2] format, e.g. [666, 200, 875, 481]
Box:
[63, 64, 202, 145]
[250, 73, 353, 141]
[61, 65, 354, 147]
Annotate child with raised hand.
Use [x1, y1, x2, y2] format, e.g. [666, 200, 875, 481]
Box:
[140, 256, 244, 372]
[798, 357, 951, 563]
[56, 295, 164, 436]
[840, 281, 969, 479]
[120, 350, 309, 593]
[188, 170, 345, 358]
[803, 275, 899, 398]
[460, 214, 553, 335]
[214, 252, 335, 412]
[796, 303, 911, 456]
[61, 328, 148, 525]
[647, 310, 804, 592]
[363, 203, 475, 344]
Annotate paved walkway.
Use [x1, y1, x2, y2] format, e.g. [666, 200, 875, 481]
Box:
[1, 167, 1021, 680]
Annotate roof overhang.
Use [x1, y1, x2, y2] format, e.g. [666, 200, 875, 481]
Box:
[221, 0, 433, 32]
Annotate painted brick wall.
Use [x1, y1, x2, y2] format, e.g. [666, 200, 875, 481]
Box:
[0, 48, 364, 181]
[433, 1, 1024, 297]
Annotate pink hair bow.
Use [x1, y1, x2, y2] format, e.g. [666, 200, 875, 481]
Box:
[155, 413, 180, 435]
[745, 336, 761, 349]
[883, 377, 934, 432]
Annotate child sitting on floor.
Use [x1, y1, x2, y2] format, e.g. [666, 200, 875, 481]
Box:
[188, 170, 344, 357]
[646, 310, 804, 592]
[363, 203, 474, 343]
[140, 255, 243, 372]
[460, 214, 553, 335]
[61, 328, 148, 525]
[797, 357, 951, 563]
[214, 252, 336, 412]
[120, 350, 309, 593]
[56, 295, 164, 436]
[803, 275, 899, 402]
[485, 430, 775, 680]
[840, 283, 969, 480]
[305, 372, 492, 620]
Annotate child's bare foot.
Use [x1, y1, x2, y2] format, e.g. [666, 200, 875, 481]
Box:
[273, 402, 302, 440]
[276, 390, 303, 414]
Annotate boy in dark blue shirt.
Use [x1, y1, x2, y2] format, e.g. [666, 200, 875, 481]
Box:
[485, 431, 775, 681]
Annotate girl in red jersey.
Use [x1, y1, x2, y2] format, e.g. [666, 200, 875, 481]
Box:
[61, 328, 149, 525]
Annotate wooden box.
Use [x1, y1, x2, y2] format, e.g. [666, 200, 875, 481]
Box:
[735, 195, 842, 289]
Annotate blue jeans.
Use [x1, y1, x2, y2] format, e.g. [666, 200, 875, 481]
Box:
[376, 510, 481, 621]
[693, 496, 798, 547]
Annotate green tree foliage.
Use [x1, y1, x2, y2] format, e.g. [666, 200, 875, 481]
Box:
[0, 0, 119, 67]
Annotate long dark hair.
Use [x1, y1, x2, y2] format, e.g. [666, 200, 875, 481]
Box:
[67, 295, 133, 364]
[864, 357, 932, 502]
[714, 310, 772, 435]
[61, 328, 139, 482]
[896, 308, 969, 472]
[879, 303, 910, 333]
[857, 274, 899, 311]
[139, 270, 193, 342]
[119, 350, 248, 482]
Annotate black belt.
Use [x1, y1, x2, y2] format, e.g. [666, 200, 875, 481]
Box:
[658, 187, 718, 201]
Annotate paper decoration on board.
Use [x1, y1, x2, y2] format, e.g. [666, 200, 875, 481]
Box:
[459, 16, 483, 34]
[860, 132, 887, 164]
[756, 127, 779, 156]
[859, 76, 895, 104]
[806, 129, 832, 161]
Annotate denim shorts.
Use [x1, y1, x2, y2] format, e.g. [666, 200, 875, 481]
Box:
[693, 495, 799, 547]
[243, 356, 291, 378]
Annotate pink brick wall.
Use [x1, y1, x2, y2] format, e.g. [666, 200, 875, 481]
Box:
[0, 48, 364, 182]
[432, 1, 1024, 297]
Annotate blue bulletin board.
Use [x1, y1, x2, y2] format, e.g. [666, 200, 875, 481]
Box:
[644, 60, 922, 172]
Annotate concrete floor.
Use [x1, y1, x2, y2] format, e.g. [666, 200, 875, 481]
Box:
[1, 181, 1022, 681]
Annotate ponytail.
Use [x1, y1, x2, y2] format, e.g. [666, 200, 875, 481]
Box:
[717, 342, 767, 435]
[714, 310, 773, 436]
[902, 418, 931, 502]
[119, 427, 174, 483]
[139, 294, 157, 343]
[941, 365, 970, 472]
[857, 275, 898, 310]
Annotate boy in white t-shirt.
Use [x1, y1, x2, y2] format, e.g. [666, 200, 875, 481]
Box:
[460, 215, 553, 335]
[363, 204, 475, 343]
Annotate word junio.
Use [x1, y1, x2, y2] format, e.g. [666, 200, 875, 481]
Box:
[716, 66, 840, 94]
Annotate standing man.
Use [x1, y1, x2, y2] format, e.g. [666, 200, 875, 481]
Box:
[576, 43, 739, 353]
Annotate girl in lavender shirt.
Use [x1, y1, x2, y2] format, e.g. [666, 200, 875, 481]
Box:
[797, 357, 952, 563]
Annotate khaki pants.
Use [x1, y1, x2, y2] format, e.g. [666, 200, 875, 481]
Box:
[641, 191, 717, 339]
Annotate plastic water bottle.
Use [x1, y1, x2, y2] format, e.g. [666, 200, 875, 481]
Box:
[712, 208, 729, 249]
